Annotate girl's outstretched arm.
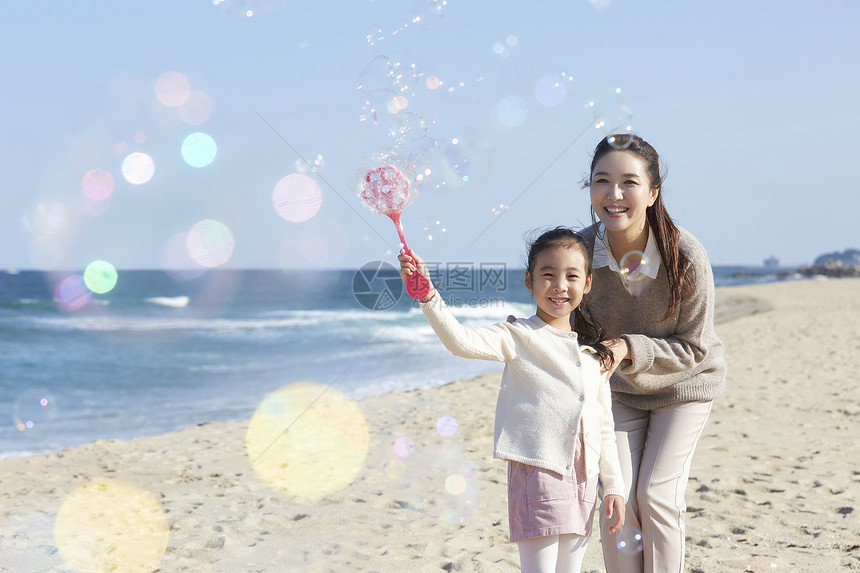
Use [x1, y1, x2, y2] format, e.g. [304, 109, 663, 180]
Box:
[400, 249, 523, 363]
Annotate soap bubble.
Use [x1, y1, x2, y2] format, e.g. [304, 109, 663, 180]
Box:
[619, 250, 649, 281]
[359, 88, 398, 126]
[357, 54, 393, 94]
[422, 217, 447, 242]
[615, 525, 643, 554]
[13, 389, 57, 432]
[439, 131, 493, 190]
[366, 25, 385, 48]
[411, 0, 447, 30]
[587, 87, 634, 146]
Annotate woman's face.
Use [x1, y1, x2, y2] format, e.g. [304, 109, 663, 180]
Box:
[589, 151, 659, 238]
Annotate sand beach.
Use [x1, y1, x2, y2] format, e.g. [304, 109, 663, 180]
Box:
[1, 278, 858, 572]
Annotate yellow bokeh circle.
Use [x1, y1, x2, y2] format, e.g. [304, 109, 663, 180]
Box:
[246, 382, 370, 499]
[54, 479, 169, 573]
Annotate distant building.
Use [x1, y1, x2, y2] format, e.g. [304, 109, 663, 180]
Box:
[763, 256, 779, 267]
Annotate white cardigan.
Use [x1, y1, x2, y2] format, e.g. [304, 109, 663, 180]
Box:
[421, 295, 625, 499]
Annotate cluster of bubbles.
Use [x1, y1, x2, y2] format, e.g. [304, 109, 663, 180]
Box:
[245, 382, 370, 499]
[587, 87, 635, 149]
[353, 150, 424, 218]
[422, 217, 447, 242]
[364, 0, 448, 48]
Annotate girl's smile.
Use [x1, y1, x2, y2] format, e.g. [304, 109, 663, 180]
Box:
[525, 244, 591, 331]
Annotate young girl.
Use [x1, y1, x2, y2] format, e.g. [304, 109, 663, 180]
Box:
[400, 227, 625, 573]
[582, 134, 727, 573]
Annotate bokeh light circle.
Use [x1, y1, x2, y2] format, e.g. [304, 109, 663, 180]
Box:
[534, 74, 567, 107]
[619, 250, 649, 282]
[54, 479, 170, 573]
[436, 415, 458, 437]
[177, 89, 213, 125]
[497, 96, 528, 127]
[393, 436, 415, 458]
[245, 382, 370, 499]
[54, 274, 92, 311]
[155, 71, 191, 107]
[121, 152, 155, 185]
[272, 174, 323, 223]
[13, 389, 57, 432]
[81, 168, 115, 201]
[616, 525, 644, 554]
[84, 260, 118, 294]
[186, 219, 235, 268]
[181, 132, 217, 168]
[445, 474, 468, 496]
[31, 200, 68, 235]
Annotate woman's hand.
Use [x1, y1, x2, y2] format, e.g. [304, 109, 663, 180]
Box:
[398, 249, 436, 302]
[603, 337, 631, 377]
[604, 494, 626, 534]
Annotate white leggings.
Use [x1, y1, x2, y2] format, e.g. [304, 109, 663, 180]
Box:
[517, 534, 589, 573]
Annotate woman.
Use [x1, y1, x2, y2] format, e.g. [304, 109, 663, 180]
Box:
[582, 133, 726, 573]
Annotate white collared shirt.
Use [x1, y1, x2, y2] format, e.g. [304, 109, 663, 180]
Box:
[592, 223, 661, 298]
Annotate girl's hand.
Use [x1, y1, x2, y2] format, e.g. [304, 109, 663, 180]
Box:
[602, 338, 631, 377]
[398, 249, 436, 302]
[605, 494, 626, 534]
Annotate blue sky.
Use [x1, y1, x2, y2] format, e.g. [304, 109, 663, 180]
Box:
[1, 0, 858, 271]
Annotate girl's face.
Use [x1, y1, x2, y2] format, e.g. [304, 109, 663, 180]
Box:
[525, 244, 591, 331]
[589, 150, 659, 238]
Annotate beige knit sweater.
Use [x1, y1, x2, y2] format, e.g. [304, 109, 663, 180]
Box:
[580, 224, 727, 410]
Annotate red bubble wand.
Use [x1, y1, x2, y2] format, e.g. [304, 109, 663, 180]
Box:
[356, 163, 431, 300]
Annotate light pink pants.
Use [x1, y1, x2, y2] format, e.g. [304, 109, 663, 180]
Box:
[599, 400, 713, 573]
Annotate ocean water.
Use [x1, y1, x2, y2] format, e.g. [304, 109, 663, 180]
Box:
[0, 265, 800, 458]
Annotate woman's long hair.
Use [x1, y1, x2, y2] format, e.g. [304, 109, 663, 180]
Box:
[586, 134, 694, 320]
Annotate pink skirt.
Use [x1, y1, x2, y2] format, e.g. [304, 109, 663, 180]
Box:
[506, 429, 598, 543]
